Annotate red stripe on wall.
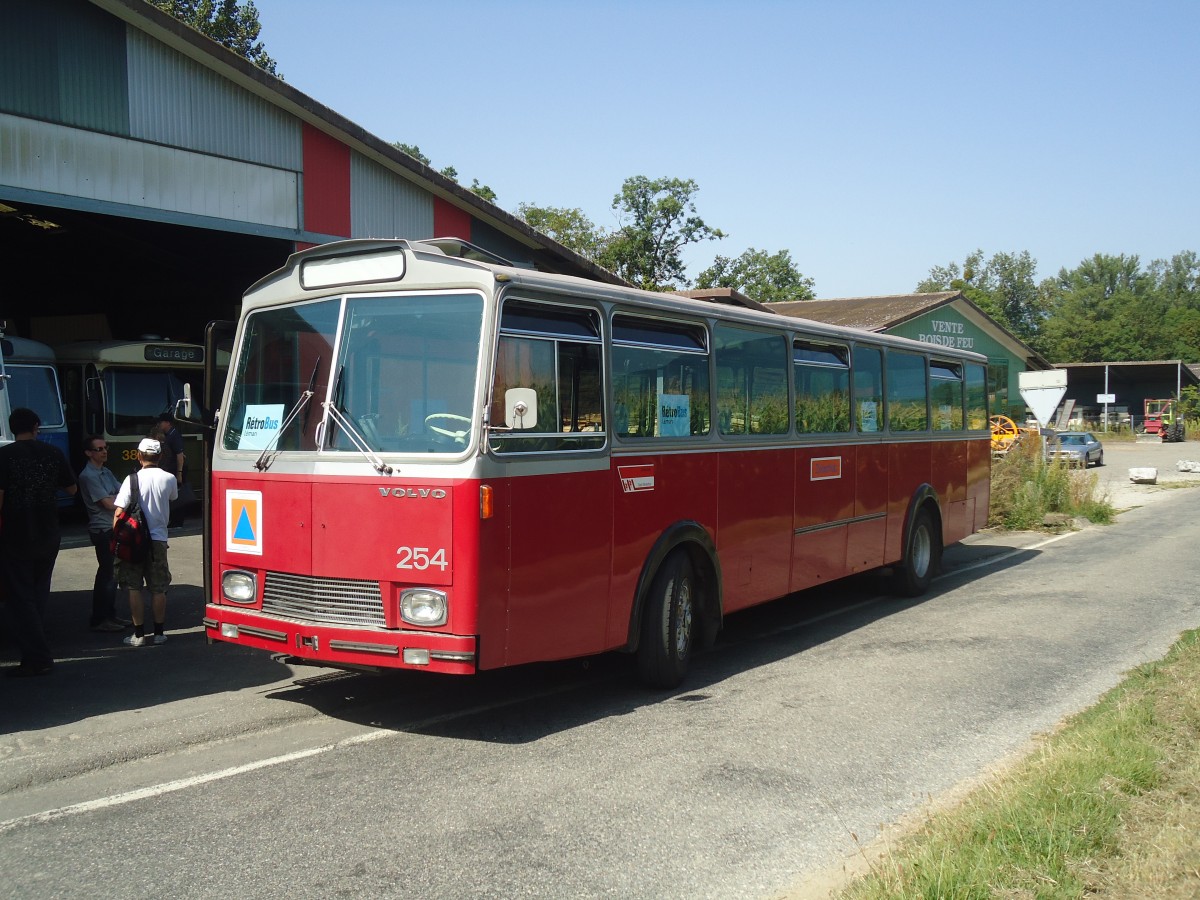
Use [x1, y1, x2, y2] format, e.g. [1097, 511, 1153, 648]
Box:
[302, 123, 351, 237]
[433, 197, 472, 239]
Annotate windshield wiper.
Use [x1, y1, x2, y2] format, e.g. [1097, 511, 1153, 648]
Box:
[323, 365, 393, 475]
[254, 357, 321, 471]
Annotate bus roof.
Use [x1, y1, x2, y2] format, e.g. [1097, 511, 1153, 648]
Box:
[53, 339, 205, 367]
[1, 335, 56, 364]
[243, 239, 988, 364]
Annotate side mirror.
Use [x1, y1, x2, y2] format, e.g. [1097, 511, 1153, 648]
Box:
[505, 388, 537, 430]
[174, 384, 196, 423]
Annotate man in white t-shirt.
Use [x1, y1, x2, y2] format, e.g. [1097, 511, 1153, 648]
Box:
[113, 437, 179, 647]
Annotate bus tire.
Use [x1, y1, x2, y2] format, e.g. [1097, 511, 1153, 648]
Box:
[636, 552, 695, 689]
[891, 506, 941, 597]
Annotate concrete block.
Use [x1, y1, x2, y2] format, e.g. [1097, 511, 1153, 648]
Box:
[1177, 460, 1200, 473]
[1129, 467, 1158, 484]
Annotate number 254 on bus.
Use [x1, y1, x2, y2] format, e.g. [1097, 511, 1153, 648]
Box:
[204, 239, 990, 688]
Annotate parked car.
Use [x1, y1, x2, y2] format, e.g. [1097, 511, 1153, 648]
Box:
[1048, 432, 1104, 467]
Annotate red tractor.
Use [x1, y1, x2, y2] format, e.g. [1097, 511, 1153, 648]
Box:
[1143, 399, 1186, 442]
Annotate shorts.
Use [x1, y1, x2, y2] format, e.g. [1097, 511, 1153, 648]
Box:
[115, 540, 172, 593]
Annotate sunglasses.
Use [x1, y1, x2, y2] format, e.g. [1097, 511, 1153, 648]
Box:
[88, 446, 109, 452]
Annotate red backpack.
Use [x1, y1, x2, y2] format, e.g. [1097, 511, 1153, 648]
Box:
[111, 472, 151, 563]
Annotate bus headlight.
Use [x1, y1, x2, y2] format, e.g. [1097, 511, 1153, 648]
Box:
[400, 589, 447, 626]
[222, 570, 257, 604]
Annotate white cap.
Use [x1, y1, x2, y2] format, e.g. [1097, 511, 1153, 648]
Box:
[138, 438, 162, 454]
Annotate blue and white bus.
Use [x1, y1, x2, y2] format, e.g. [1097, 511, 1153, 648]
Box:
[0, 333, 72, 505]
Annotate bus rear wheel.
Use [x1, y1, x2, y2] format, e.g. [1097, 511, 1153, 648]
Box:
[891, 507, 941, 597]
[637, 552, 695, 689]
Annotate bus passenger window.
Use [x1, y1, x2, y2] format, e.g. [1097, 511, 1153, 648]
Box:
[490, 300, 604, 453]
[966, 363, 989, 429]
[930, 361, 964, 430]
[794, 340, 850, 434]
[612, 315, 709, 439]
[853, 346, 883, 433]
[715, 324, 788, 436]
[887, 350, 928, 432]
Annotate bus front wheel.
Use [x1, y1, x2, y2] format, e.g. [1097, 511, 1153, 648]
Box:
[891, 507, 941, 597]
[636, 552, 695, 689]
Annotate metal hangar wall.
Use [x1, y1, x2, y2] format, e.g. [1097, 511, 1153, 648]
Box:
[0, 0, 610, 346]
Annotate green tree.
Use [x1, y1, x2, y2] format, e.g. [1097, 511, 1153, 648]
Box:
[696, 248, 815, 303]
[1036, 253, 1161, 362]
[517, 204, 606, 259]
[917, 249, 1041, 342]
[599, 176, 725, 291]
[469, 179, 497, 203]
[390, 143, 496, 202]
[150, 0, 277, 74]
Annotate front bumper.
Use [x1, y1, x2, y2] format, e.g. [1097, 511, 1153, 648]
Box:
[204, 604, 478, 675]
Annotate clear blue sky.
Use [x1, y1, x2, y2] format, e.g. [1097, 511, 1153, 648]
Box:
[251, 0, 1199, 299]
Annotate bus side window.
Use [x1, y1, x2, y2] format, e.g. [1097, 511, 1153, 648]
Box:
[853, 346, 883, 433]
[714, 324, 789, 436]
[490, 299, 604, 454]
[930, 360, 964, 430]
[611, 315, 709, 440]
[794, 340, 850, 434]
[966, 363, 989, 429]
[886, 350, 928, 432]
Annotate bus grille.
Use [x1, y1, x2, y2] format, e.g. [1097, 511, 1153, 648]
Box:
[262, 572, 385, 627]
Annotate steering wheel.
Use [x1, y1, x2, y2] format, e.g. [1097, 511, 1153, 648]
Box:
[425, 413, 471, 444]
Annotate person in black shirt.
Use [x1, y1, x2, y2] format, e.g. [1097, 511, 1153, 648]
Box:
[155, 412, 187, 527]
[0, 407, 78, 677]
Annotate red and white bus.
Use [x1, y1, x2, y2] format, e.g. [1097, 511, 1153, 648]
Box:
[203, 239, 991, 687]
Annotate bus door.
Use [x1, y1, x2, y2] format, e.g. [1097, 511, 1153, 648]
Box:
[488, 299, 612, 666]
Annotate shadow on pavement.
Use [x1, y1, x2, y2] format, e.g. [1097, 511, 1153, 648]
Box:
[1, 513, 1045, 742]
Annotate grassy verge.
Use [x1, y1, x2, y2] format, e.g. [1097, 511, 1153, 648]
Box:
[839, 628, 1200, 899]
[989, 437, 1114, 530]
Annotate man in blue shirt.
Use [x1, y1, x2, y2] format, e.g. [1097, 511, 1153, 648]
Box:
[77, 434, 130, 633]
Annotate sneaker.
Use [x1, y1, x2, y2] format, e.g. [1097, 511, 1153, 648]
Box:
[113, 617, 133, 627]
[91, 620, 125, 633]
[123, 634, 147, 647]
[153, 634, 168, 645]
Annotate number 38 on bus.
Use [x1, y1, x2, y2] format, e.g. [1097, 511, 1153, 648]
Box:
[204, 239, 990, 688]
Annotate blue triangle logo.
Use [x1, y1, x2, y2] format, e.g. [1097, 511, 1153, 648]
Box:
[233, 507, 256, 542]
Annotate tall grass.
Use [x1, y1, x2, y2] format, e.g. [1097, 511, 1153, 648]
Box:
[988, 436, 1114, 529]
[840, 629, 1200, 899]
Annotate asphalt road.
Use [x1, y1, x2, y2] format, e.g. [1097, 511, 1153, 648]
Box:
[2, 455, 1199, 899]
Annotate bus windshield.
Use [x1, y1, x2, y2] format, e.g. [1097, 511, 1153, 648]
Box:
[6, 365, 65, 428]
[101, 368, 199, 435]
[223, 292, 483, 454]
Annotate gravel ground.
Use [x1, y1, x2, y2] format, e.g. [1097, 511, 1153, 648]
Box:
[1085, 436, 1200, 509]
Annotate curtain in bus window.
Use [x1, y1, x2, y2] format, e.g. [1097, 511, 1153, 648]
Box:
[714, 325, 789, 436]
[887, 351, 928, 432]
[331, 293, 483, 454]
[490, 336, 604, 453]
[611, 344, 710, 439]
[223, 298, 340, 451]
[853, 346, 883, 433]
[930, 362, 964, 430]
[966, 364, 988, 429]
